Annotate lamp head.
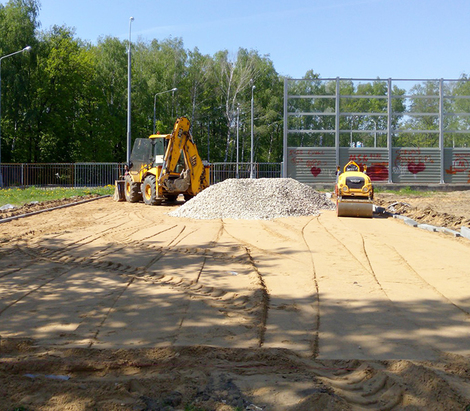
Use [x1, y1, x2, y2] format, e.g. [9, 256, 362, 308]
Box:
[23, 46, 32, 52]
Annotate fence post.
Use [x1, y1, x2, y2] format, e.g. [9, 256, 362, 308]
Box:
[335, 77, 340, 167]
[387, 78, 393, 183]
[283, 77, 288, 178]
[439, 78, 445, 184]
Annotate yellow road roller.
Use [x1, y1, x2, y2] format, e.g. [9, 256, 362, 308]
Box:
[335, 161, 374, 218]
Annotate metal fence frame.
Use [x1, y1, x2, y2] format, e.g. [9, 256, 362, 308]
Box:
[210, 162, 282, 184]
[0, 162, 282, 189]
[283, 77, 470, 184]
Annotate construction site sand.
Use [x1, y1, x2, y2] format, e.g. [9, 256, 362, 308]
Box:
[1, 191, 470, 410]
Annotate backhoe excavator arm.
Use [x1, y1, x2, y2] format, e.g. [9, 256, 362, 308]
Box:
[181, 131, 209, 195]
[158, 117, 209, 196]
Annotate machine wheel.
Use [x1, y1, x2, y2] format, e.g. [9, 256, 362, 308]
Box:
[124, 175, 142, 203]
[337, 200, 373, 218]
[183, 193, 194, 202]
[142, 175, 162, 205]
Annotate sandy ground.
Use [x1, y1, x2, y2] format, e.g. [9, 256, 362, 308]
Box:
[1, 192, 470, 410]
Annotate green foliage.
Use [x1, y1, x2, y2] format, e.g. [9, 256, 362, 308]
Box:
[374, 185, 434, 196]
[287, 77, 408, 148]
[1, 0, 470, 166]
[0, 0, 286, 164]
[0, 0, 38, 162]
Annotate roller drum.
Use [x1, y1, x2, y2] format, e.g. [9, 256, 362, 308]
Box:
[337, 200, 373, 218]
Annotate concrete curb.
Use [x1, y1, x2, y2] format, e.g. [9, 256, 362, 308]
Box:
[403, 218, 418, 227]
[436, 227, 462, 237]
[417, 223, 438, 232]
[392, 213, 465, 238]
[392, 215, 417, 227]
[461, 226, 470, 240]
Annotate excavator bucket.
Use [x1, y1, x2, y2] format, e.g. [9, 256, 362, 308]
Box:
[337, 199, 373, 218]
[113, 179, 126, 202]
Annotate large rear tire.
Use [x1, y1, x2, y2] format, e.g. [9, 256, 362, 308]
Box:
[142, 175, 162, 205]
[124, 175, 142, 203]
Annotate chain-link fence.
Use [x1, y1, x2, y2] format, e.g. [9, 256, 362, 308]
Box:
[0, 163, 125, 188]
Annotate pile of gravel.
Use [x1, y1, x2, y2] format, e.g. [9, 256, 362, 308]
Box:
[168, 178, 335, 220]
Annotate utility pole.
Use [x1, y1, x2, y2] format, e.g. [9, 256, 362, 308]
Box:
[0, 46, 31, 187]
[126, 17, 134, 165]
[250, 79, 255, 179]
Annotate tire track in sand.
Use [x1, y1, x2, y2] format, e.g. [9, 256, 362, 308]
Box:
[222, 219, 318, 355]
[8, 216, 262, 348]
[307, 216, 411, 359]
[311, 360, 404, 410]
[378, 243, 470, 318]
[300, 218, 320, 357]
[312, 214, 465, 360]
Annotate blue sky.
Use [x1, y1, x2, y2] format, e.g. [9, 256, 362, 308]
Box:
[36, 0, 470, 80]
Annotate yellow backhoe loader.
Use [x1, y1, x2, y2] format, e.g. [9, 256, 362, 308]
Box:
[335, 160, 374, 217]
[115, 117, 210, 205]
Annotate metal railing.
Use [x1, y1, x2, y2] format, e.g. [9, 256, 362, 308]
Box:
[0, 163, 125, 188]
[0, 162, 282, 188]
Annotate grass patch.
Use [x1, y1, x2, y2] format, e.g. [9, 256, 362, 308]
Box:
[0, 186, 114, 207]
[315, 185, 435, 197]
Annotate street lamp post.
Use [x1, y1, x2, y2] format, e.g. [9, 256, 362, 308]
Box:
[0, 45, 31, 187]
[236, 104, 240, 179]
[153, 88, 177, 134]
[250, 80, 255, 179]
[126, 17, 134, 166]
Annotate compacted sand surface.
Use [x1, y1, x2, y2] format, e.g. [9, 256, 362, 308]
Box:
[1, 190, 470, 410]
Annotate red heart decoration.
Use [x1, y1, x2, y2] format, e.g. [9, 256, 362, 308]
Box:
[310, 167, 321, 177]
[408, 162, 426, 174]
[367, 165, 388, 181]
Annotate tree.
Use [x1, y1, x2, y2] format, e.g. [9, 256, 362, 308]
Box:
[246, 52, 283, 162]
[31, 26, 94, 162]
[92, 36, 128, 161]
[398, 81, 440, 147]
[0, 0, 39, 162]
[132, 37, 184, 138]
[213, 49, 256, 162]
[443, 77, 470, 148]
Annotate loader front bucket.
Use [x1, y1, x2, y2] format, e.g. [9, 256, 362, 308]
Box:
[114, 180, 126, 202]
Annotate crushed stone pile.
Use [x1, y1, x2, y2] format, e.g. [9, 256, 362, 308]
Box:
[169, 178, 336, 220]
